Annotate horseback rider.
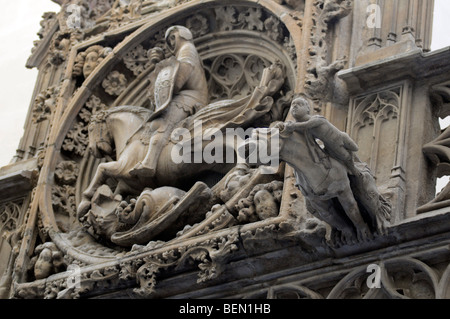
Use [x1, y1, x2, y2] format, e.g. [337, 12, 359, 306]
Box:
[131, 25, 209, 177]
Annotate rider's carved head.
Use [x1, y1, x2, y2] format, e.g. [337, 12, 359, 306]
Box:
[165, 26, 193, 53]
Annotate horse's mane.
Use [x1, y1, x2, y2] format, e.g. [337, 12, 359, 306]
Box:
[90, 105, 153, 124]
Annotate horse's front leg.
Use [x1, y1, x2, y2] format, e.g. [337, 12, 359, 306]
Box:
[77, 161, 123, 219]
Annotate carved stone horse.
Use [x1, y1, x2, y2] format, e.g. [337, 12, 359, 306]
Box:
[243, 124, 391, 245]
[77, 105, 233, 219]
[77, 62, 287, 220]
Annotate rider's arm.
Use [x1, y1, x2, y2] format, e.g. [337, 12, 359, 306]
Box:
[174, 61, 194, 93]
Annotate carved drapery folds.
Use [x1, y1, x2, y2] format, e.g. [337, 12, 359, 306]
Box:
[57, 2, 296, 242]
[18, 2, 300, 298]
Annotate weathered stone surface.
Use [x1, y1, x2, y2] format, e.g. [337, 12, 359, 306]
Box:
[1, 0, 449, 301]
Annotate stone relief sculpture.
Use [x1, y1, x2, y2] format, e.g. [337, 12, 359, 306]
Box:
[2, 0, 447, 301]
[2, 0, 448, 301]
[244, 96, 391, 245]
[76, 25, 287, 246]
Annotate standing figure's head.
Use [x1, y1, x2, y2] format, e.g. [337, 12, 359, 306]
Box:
[165, 26, 194, 54]
[290, 96, 312, 120]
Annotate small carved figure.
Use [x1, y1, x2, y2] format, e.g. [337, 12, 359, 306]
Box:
[29, 242, 66, 280]
[254, 190, 279, 220]
[236, 181, 283, 223]
[131, 25, 209, 177]
[282, 96, 361, 176]
[219, 164, 252, 202]
[73, 45, 112, 79]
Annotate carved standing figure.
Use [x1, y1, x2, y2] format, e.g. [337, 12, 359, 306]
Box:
[131, 25, 209, 177]
[282, 96, 361, 177]
[243, 97, 391, 245]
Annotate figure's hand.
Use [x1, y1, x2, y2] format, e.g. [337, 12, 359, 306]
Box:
[148, 47, 165, 64]
[280, 122, 296, 134]
[273, 122, 285, 132]
[284, 124, 295, 134]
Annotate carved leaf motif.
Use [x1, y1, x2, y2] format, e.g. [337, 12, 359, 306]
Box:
[54, 161, 79, 185]
[84, 95, 107, 119]
[215, 6, 238, 31]
[61, 95, 106, 158]
[32, 86, 60, 124]
[264, 16, 283, 42]
[52, 185, 76, 217]
[238, 7, 264, 31]
[186, 14, 209, 38]
[134, 262, 160, 297]
[123, 45, 151, 76]
[63, 122, 89, 157]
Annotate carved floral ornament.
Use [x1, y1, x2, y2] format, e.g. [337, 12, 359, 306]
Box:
[14, 0, 405, 299]
[32, 86, 61, 124]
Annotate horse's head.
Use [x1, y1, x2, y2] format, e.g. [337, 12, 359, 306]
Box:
[88, 110, 114, 158]
[239, 123, 283, 168]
